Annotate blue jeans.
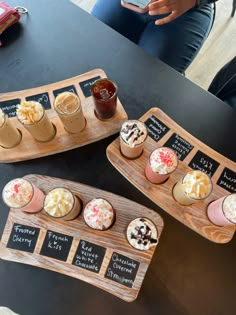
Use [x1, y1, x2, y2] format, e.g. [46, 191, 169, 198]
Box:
[91, 1, 214, 73]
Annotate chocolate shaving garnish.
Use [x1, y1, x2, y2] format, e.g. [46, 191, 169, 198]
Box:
[130, 222, 157, 246]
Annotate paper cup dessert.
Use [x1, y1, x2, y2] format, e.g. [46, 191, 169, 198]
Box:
[126, 217, 158, 251]
[207, 193, 236, 226]
[2, 178, 45, 213]
[17, 101, 55, 142]
[120, 120, 148, 159]
[44, 187, 82, 221]
[83, 198, 115, 230]
[145, 147, 178, 184]
[54, 92, 86, 133]
[172, 170, 213, 206]
[0, 109, 22, 148]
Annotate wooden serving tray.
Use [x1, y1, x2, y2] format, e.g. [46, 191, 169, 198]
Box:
[0, 174, 164, 302]
[106, 108, 236, 244]
[0, 69, 128, 163]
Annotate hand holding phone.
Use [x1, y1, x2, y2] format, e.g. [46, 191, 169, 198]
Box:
[121, 0, 153, 14]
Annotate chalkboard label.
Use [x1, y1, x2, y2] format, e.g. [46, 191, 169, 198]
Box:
[72, 240, 106, 273]
[144, 115, 170, 142]
[7, 223, 40, 253]
[26, 92, 51, 110]
[105, 252, 140, 288]
[189, 150, 219, 177]
[53, 85, 78, 98]
[40, 230, 73, 261]
[79, 76, 101, 97]
[217, 167, 236, 193]
[164, 133, 194, 161]
[0, 98, 21, 117]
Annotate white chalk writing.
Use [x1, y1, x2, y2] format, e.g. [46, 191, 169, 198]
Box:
[14, 225, 36, 235]
[106, 268, 133, 286]
[13, 235, 32, 247]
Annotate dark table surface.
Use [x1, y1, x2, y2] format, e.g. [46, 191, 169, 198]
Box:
[0, 1, 235, 315]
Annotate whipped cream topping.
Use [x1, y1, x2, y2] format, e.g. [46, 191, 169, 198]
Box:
[54, 92, 80, 115]
[0, 109, 5, 127]
[17, 101, 44, 124]
[150, 147, 178, 174]
[84, 198, 114, 230]
[126, 217, 158, 251]
[2, 178, 33, 208]
[120, 120, 147, 147]
[183, 170, 212, 199]
[223, 194, 236, 223]
[44, 188, 74, 217]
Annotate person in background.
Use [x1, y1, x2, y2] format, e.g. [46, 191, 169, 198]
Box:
[208, 56, 236, 110]
[91, 0, 217, 73]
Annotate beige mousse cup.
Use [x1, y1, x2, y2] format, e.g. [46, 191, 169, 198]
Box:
[54, 92, 86, 133]
[17, 101, 55, 142]
[120, 120, 148, 159]
[145, 147, 178, 184]
[207, 193, 236, 226]
[0, 109, 22, 148]
[2, 178, 45, 213]
[44, 187, 82, 221]
[172, 170, 213, 206]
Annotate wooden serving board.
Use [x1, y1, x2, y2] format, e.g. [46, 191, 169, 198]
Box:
[0, 174, 164, 302]
[106, 108, 236, 244]
[0, 69, 128, 163]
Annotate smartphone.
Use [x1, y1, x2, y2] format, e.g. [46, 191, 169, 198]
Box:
[121, 0, 153, 14]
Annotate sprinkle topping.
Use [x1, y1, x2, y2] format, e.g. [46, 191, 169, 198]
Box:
[150, 147, 178, 174]
[84, 198, 114, 230]
[2, 178, 33, 208]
